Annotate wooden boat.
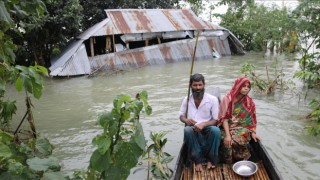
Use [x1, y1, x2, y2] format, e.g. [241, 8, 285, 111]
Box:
[173, 140, 282, 180]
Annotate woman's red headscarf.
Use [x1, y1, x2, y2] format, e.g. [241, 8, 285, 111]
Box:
[218, 77, 257, 132]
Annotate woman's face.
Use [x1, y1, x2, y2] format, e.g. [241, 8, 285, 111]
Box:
[240, 82, 251, 95]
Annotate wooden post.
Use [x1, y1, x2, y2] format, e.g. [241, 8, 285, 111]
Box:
[112, 33, 116, 53]
[157, 36, 161, 44]
[112, 29, 116, 69]
[90, 38, 94, 57]
[106, 37, 111, 53]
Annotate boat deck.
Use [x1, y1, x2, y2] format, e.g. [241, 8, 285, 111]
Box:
[180, 160, 270, 180]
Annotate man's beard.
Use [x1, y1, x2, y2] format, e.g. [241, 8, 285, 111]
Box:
[192, 88, 205, 99]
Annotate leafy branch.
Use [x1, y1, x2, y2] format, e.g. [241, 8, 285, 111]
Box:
[88, 91, 152, 180]
[144, 131, 174, 180]
[240, 62, 300, 96]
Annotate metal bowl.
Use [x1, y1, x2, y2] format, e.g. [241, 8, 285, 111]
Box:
[232, 161, 258, 177]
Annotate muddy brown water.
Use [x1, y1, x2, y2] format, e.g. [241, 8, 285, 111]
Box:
[7, 52, 320, 179]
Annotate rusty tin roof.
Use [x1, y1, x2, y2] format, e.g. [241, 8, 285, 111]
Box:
[105, 9, 222, 35]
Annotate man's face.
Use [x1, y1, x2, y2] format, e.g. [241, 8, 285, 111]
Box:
[191, 81, 205, 99]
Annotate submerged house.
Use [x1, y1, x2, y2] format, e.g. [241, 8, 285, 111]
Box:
[49, 9, 245, 77]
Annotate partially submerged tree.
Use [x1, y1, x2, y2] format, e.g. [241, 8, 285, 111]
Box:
[240, 63, 298, 96]
[213, 0, 297, 53]
[292, 0, 320, 136]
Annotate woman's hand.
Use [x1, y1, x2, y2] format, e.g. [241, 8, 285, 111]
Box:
[251, 133, 261, 142]
[224, 135, 232, 147]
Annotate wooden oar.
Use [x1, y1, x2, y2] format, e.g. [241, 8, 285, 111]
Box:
[185, 31, 200, 118]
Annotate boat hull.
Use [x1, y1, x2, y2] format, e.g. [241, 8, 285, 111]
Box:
[173, 140, 282, 180]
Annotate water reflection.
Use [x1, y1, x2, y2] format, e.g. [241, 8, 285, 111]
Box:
[7, 52, 320, 179]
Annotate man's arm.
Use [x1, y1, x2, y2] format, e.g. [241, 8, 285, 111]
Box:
[180, 115, 197, 126]
[193, 119, 217, 132]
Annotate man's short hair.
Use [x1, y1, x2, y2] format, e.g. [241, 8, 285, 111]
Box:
[190, 73, 205, 85]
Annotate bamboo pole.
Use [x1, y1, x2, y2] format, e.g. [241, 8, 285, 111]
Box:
[113, 28, 117, 69]
[185, 31, 200, 118]
[266, 65, 270, 83]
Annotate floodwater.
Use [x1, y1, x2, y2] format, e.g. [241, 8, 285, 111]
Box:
[8, 52, 320, 179]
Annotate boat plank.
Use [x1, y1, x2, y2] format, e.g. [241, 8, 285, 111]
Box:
[180, 161, 269, 180]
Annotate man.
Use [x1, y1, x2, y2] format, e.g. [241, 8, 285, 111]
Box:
[179, 73, 220, 172]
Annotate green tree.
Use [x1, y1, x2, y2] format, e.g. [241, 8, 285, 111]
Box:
[12, 0, 83, 67]
[214, 1, 297, 52]
[292, 0, 320, 136]
[186, 0, 205, 16]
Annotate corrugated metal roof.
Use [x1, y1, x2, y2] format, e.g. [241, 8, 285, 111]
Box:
[50, 40, 84, 72]
[105, 9, 222, 35]
[50, 43, 91, 76]
[89, 36, 234, 71]
[77, 19, 110, 39]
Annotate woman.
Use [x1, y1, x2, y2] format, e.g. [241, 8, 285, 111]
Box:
[218, 77, 261, 164]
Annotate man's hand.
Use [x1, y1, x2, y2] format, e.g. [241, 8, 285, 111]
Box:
[185, 118, 197, 126]
[193, 122, 206, 132]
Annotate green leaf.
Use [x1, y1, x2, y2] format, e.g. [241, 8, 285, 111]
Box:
[133, 100, 143, 112]
[134, 122, 146, 151]
[94, 135, 111, 154]
[114, 94, 131, 112]
[32, 81, 43, 99]
[103, 164, 130, 180]
[34, 65, 49, 76]
[0, 143, 12, 159]
[89, 149, 111, 172]
[0, 172, 24, 180]
[23, 76, 33, 94]
[161, 156, 174, 164]
[0, 100, 17, 124]
[98, 112, 113, 127]
[35, 138, 53, 158]
[15, 76, 23, 91]
[0, 130, 14, 143]
[15, 65, 29, 73]
[120, 108, 130, 121]
[13, 5, 29, 19]
[0, 1, 14, 24]
[114, 141, 143, 169]
[145, 105, 152, 115]
[139, 90, 148, 101]
[42, 171, 67, 180]
[8, 160, 24, 175]
[18, 143, 33, 158]
[27, 157, 60, 172]
[28, 67, 42, 85]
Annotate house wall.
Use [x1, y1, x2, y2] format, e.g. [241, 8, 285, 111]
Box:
[88, 36, 231, 72]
